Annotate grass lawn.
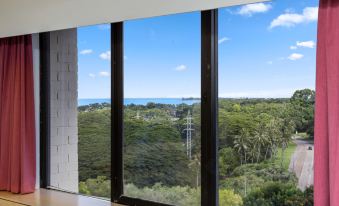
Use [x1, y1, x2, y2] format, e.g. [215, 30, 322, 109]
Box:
[274, 142, 297, 170]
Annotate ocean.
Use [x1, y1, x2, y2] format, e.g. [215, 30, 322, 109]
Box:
[78, 98, 200, 106]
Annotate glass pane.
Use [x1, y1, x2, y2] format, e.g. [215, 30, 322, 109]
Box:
[77, 24, 111, 198]
[218, 1, 317, 205]
[123, 12, 201, 205]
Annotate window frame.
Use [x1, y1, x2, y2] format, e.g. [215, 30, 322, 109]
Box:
[40, 9, 219, 206]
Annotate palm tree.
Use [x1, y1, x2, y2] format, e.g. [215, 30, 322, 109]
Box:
[278, 118, 295, 167]
[248, 142, 257, 164]
[263, 119, 281, 160]
[234, 128, 250, 165]
[254, 122, 267, 163]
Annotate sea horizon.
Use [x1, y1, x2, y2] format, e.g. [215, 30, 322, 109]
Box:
[78, 96, 293, 106]
[78, 98, 201, 106]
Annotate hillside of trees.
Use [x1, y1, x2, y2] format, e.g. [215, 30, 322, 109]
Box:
[78, 89, 315, 205]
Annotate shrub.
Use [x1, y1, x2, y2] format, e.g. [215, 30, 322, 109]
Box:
[124, 183, 200, 206]
[79, 176, 110, 198]
[220, 175, 265, 197]
[243, 182, 308, 206]
[231, 163, 297, 183]
[219, 189, 243, 206]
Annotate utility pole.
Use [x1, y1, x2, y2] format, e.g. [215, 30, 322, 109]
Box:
[184, 110, 194, 160]
[136, 110, 140, 119]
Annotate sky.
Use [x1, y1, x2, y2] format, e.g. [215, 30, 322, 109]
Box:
[77, 0, 319, 99]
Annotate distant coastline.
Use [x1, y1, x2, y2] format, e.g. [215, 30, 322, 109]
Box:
[78, 98, 200, 106]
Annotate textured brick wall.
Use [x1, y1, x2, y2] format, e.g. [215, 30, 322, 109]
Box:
[49, 29, 78, 192]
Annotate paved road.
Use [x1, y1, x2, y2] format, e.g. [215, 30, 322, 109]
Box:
[288, 138, 314, 191]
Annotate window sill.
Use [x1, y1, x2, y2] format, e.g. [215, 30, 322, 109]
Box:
[0, 189, 123, 206]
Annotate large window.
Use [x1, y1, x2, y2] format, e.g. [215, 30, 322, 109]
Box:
[42, 2, 318, 205]
[123, 12, 201, 205]
[77, 24, 111, 198]
[218, 1, 317, 205]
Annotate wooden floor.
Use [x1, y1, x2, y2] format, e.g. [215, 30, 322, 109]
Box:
[0, 189, 123, 206]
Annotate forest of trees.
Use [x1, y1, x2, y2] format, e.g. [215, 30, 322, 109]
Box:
[78, 89, 315, 206]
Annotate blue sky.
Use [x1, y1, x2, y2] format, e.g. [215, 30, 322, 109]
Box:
[78, 0, 319, 99]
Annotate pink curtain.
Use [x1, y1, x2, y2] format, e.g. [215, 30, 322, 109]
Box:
[0, 35, 36, 194]
[315, 0, 339, 205]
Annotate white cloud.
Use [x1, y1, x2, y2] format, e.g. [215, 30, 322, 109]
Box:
[238, 3, 272, 16]
[89, 73, 96, 78]
[296, 41, 316, 48]
[288, 53, 304, 61]
[269, 7, 318, 29]
[99, 71, 110, 77]
[174, 65, 187, 71]
[80, 49, 93, 55]
[290, 40, 316, 50]
[99, 51, 111, 60]
[218, 37, 230, 44]
[267, 61, 273, 65]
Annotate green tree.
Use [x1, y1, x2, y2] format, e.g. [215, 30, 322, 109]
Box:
[79, 176, 110, 198]
[219, 189, 243, 206]
[234, 129, 250, 165]
[219, 147, 240, 177]
[243, 182, 307, 206]
[290, 89, 315, 137]
[124, 119, 193, 187]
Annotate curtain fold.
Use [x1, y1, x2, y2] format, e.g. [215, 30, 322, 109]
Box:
[315, 0, 339, 205]
[0, 35, 36, 194]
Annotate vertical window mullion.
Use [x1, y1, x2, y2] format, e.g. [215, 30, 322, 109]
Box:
[111, 22, 124, 202]
[40, 32, 51, 189]
[201, 9, 218, 206]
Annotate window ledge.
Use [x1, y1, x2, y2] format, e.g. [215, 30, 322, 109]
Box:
[0, 189, 123, 206]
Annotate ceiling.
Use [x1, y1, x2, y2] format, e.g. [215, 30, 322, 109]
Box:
[0, 0, 267, 38]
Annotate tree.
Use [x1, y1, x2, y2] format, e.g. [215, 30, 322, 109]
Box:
[124, 183, 200, 206]
[234, 129, 251, 165]
[79, 176, 110, 198]
[189, 154, 201, 188]
[219, 147, 240, 177]
[290, 89, 315, 137]
[243, 182, 308, 206]
[267, 119, 282, 160]
[124, 119, 194, 187]
[291, 89, 315, 107]
[219, 189, 243, 206]
[254, 122, 268, 163]
[277, 106, 296, 167]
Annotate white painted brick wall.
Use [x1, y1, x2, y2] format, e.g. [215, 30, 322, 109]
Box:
[49, 29, 79, 193]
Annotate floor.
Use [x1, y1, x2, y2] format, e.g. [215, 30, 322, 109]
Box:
[0, 198, 26, 206]
[0, 189, 123, 206]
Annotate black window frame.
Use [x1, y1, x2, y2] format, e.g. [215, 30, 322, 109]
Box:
[40, 9, 218, 206]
